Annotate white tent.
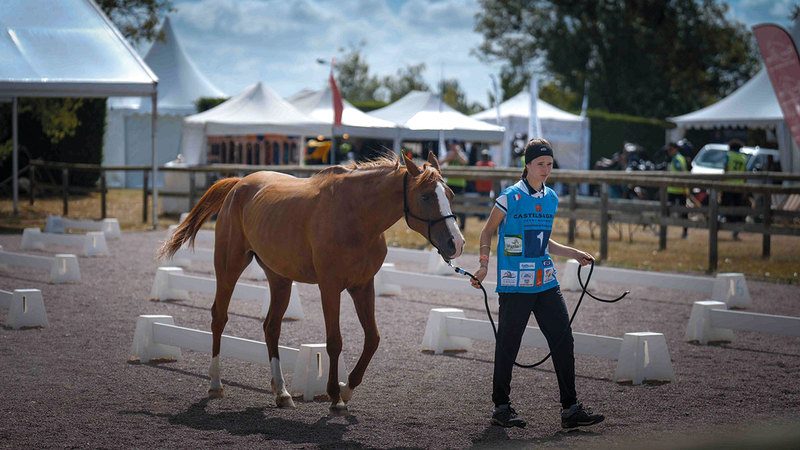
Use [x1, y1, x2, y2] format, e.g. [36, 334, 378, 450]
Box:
[669, 19, 800, 174]
[0, 0, 160, 226]
[287, 87, 400, 140]
[105, 17, 226, 188]
[669, 67, 798, 173]
[471, 91, 591, 170]
[181, 82, 328, 165]
[368, 91, 505, 155]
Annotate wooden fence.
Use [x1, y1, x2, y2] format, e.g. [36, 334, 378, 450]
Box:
[24, 160, 800, 272]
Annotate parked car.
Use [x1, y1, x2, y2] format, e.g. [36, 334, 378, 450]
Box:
[690, 144, 781, 175]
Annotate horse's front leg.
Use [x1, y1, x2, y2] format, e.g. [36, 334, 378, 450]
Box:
[319, 283, 345, 412]
[341, 280, 380, 405]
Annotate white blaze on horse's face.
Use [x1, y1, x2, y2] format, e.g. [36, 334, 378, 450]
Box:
[435, 181, 465, 258]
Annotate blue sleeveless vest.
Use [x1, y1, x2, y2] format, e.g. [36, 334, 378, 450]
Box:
[496, 183, 559, 293]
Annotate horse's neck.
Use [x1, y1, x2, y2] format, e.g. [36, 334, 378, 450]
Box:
[342, 167, 406, 236]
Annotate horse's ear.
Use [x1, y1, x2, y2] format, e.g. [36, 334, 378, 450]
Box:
[427, 152, 441, 172]
[404, 153, 421, 177]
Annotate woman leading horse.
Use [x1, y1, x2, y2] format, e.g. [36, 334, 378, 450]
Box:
[159, 152, 464, 412]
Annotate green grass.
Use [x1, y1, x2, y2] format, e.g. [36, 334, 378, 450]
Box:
[2, 188, 798, 284]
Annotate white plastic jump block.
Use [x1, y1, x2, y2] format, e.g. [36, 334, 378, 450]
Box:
[130, 315, 299, 365]
[710, 273, 751, 309]
[291, 343, 348, 401]
[614, 332, 675, 384]
[0, 289, 49, 329]
[45, 215, 121, 239]
[421, 308, 474, 354]
[22, 228, 108, 257]
[685, 301, 735, 345]
[562, 260, 752, 309]
[150, 267, 304, 320]
[374, 263, 402, 296]
[0, 245, 80, 284]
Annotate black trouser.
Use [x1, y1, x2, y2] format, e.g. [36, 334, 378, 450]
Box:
[492, 287, 577, 409]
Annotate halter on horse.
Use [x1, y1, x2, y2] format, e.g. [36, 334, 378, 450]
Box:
[159, 152, 464, 412]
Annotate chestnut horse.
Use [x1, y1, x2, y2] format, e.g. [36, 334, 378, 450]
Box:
[159, 153, 464, 412]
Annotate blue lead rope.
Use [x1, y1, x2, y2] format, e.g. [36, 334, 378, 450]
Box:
[447, 259, 628, 369]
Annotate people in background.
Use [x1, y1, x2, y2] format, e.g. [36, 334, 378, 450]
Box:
[666, 142, 698, 239]
[720, 139, 748, 240]
[441, 141, 469, 229]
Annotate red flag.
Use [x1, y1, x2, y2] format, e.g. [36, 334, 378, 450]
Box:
[329, 57, 343, 127]
[754, 24, 800, 149]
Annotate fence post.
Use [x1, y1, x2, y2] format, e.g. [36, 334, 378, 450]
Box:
[62, 168, 69, 216]
[568, 183, 577, 244]
[600, 182, 609, 262]
[142, 171, 149, 224]
[659, 186, 668, 250]
[762, 192, 771, 258]
[189, 170, 196, 211]
[708, 188, 719, 273]
[100, 170, 107, 219]
[29, 165, 35, 205]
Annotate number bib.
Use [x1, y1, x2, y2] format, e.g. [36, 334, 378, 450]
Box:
[496, 184, 559, 293]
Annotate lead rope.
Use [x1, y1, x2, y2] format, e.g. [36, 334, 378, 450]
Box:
[446, 258, 628, 368]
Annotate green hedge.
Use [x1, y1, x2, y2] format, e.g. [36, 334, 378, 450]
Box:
[588, 110, 673, 163]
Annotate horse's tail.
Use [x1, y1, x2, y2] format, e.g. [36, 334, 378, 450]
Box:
[158, 177, 241, 259]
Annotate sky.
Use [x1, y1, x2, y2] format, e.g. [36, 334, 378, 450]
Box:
[152, 0, 796, 111]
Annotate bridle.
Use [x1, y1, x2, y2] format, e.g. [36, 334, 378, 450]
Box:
[402, 171, 457, 259]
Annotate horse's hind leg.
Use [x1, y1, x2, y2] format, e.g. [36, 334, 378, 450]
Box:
[340, 280, 380, 404]
[258, 261, 295, 408]
[208, 240, 252, 398]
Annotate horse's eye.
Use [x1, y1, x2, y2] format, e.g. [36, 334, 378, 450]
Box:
[421, 193, 432, 201]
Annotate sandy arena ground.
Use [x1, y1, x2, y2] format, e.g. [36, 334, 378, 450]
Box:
[1, 230, 799, 449]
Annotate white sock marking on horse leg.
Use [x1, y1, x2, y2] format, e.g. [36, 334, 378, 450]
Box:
[270, 357, 289, 397]
[208, 356, 222, 392]
[435, 182, 465, 257]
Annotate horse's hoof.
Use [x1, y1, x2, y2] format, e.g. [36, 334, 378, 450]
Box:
[329, 401, 349, 416]
[338, 382, 353, 403]
[208, 388, 224, 398]
[276, 394, 295, 408]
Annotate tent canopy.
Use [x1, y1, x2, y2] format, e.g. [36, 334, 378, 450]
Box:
[181, 82, 328, 164]
[669, 68, 782, 129]
[0, 0, 157, 97]
[472, 90, 584, 123]
[288, 87, 399, 139]
[470, 91, 591, 170]
[108, 17, 224, 114]
[368, 90, 504, 142]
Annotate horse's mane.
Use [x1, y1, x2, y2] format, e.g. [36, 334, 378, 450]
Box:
[314, 153, 441, 186]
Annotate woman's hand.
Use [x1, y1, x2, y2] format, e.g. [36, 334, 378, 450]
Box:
[471, 266, 488, 288]
[573, 249, 595, 266]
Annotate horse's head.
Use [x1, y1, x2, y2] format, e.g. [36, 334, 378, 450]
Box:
[402, 152, 465, 260]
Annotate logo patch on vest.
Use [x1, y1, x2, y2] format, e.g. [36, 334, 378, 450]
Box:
[519, 262, 535, 270]
[501, 270, 518, 286]
[519, 271, 536, 287]
[544, 267, 555, 283]
[504, 235, 523, 256]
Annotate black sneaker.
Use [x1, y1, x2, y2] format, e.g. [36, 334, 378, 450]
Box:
[491, 405, 526, 428]
[561, 403, 604, 429]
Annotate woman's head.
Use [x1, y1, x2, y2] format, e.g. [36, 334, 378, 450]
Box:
[522, 138, 554, 181]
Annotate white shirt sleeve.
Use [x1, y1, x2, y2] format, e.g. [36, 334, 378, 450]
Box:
[495, 193, 508, 212]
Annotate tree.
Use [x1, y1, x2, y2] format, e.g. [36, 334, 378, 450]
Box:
[474, 0, 760, 118]
[439, 79, 485, 115]
[382, 63, 430, 102]
[97, 0, 175, 47]
[336, 42, 383, 102]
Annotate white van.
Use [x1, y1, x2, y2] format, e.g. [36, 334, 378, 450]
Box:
[690, 144, 780, 175]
